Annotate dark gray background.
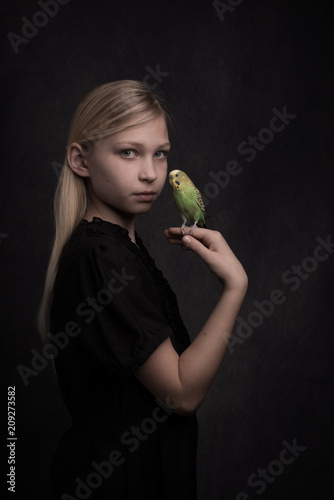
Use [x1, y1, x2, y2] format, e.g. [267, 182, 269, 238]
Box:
[1, 0, 333, 499]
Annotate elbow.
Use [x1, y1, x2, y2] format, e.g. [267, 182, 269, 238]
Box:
[157, 395, 198, 417]
[175, 407, 197, 417]
[172, 398, 201, 416]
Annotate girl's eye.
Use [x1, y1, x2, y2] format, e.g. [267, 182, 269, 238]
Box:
[154, 151, 168, 159]
[121, 150, 136, 158]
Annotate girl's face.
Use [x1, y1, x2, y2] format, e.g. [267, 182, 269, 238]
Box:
[83, 116, 170, 219]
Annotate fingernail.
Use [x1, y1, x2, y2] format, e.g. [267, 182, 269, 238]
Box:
[183, 236, 191, 245]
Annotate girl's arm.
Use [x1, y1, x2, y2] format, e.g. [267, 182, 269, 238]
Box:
[135, 227, 248, 416]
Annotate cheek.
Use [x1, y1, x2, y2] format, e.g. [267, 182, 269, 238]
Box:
[158, 166, 168, 186]
[94, 164, 123, 188]
[89, 168, 118, 198]
[102, 172, 131, 199]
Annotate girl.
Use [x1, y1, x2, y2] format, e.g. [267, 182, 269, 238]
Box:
[39, 80, 248, 499]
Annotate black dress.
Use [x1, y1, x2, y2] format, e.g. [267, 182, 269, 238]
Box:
[49, 217, 198, 500]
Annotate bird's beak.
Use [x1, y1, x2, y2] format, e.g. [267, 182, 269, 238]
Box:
[168, 174, 174, 185]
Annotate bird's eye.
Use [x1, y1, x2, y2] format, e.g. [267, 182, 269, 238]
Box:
[175, 174, 179, 177]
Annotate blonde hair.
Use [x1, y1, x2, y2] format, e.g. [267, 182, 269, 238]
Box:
[38, 80, 170, 342]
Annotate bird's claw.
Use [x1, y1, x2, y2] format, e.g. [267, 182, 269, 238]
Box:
[189, 222, 197, 235]
[180, 221, 197, 236]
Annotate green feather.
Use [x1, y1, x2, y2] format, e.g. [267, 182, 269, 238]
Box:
[169, 170, 207, 228]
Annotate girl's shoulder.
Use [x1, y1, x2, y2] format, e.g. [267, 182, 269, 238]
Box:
[67, 217, 136, 254]
[75, 217, 131, 242]
[58, 218, 140, 275]
[57, 218, 165, 288]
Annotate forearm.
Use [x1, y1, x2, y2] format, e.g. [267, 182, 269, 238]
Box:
[177, 285, 247, 413]
[136, 227, 248, 416]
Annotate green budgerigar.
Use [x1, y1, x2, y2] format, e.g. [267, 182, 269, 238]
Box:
[169, 169, 207, 235]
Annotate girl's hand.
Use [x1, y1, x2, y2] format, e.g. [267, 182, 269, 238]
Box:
[164, 227, 248, 294]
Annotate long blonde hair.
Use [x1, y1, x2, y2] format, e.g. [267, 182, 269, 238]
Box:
[38, 80, 170, 342]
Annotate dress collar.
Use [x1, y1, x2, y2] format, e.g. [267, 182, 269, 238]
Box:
[79, 217, 143, 250]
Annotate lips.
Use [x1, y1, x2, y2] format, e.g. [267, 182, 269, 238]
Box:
[134, 191, 156, 202]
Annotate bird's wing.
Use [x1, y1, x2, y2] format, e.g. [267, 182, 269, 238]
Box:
[194, 187, 206, 215]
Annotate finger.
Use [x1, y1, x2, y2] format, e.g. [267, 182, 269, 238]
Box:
[164, 229, 194, 248]
[164, 229, 183, 242]
[180, 234, 212, 259]
[166, 226, 209, 242]
[164, 236, 191, 250]
[164, 227, 183, 238]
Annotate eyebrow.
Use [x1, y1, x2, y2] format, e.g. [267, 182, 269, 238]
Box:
[113, 141, 171, 149]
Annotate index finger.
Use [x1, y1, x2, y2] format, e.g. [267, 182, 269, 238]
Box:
[165, 226, 209, 240]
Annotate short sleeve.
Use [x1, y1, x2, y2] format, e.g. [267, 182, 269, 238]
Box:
[53, 235, 175, 379]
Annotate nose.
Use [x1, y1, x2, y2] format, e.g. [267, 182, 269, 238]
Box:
[139, 158, 158, 182]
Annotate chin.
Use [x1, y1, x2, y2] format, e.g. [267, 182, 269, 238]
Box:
[135, 205, 153, 214]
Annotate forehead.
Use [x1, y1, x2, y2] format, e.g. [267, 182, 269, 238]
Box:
[112, 116, 169, 144]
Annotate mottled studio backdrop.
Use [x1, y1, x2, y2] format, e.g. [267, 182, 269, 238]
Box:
[1, 0, 333, 499]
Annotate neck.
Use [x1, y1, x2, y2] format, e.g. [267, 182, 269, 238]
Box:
[84, 184, 138, 243]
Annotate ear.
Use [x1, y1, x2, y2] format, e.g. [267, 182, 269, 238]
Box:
[67, 142, 90, 178]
